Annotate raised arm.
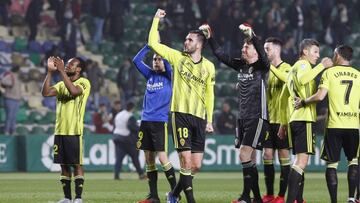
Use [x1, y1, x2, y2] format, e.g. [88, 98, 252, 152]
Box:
[148, 9, 180, 64]
[208, 36, 246, 71]
[199, 24, 246, 71]
[251, 36, 270, 71]
[41, 57, 58, 97]
[297, 57, 333, 85]
[132, 45, 152, 79]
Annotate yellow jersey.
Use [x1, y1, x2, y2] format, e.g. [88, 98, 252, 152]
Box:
[148, 18, 215, 122]
[319, 66, 360, 129]
[53, 77, 91, 136]
[267, 62, 291, 123]
[287, 59, 325, 122]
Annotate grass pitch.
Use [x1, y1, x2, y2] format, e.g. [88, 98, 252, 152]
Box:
[0, 172, 350, 203]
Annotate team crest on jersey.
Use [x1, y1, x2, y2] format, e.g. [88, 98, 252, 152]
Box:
[249, 66, 254, 74]
[300, 63, 306, 70]
[136, 141, 142, 149]
[201, 68, 207, 76]
[180, 138, 185, 146]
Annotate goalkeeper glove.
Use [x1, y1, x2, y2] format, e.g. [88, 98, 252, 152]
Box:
[239, 23, 255, 38]
[198, 24, 212, 39]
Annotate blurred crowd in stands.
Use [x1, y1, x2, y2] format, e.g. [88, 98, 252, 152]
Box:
[0, 0, 359, 135]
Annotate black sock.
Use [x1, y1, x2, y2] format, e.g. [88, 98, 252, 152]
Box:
[252, 165, 262, 200]
[163, 162, 176, 190]
[263, 159, 275, 196]
[357, 159, 360, 199]
[286, 166, 303, 203]
[326, 167, 337, 203]
[348, 164, 358, 199]
[147, 169, 158, 199]
[74, 175, 84, 199]
[241, 161, 253, 199]
[60, 176, 72, 200]
[296, 174, 305, 202]
[279, 164, 290, 197]
[180, 169, 195, 203]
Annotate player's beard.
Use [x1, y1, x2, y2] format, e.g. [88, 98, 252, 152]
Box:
[66, 71, 76, 77]
[184, 45, 196, 54]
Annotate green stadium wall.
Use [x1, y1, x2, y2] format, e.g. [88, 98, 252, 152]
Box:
[0, 134, 349, 172]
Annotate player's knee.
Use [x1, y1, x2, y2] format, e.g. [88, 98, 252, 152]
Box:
[239, 146, 253, 162]
[191, 162, 202, 173]
[263, 150, 274, 160]
[157, 152, 169, 164]
[61, 165, 71, 175]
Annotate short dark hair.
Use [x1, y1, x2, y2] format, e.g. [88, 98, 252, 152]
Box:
[299, 38, 319, 56]
[188, 29, 206, 47]
[74, 57, 86, 74]
[335, 45, 353, 61]
[126, 102, 135, 111]
[265, 37, 283, 47]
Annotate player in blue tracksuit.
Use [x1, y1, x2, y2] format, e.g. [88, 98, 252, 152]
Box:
[133, 45, 176, 203]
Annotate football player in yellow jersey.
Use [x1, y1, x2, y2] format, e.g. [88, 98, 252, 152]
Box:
[148, 9, 215, 203]
[282, 39, 333, 203]
[294, 45, 360, 203]
[42, 56, 90, 203]
[262, 37, 292, 203]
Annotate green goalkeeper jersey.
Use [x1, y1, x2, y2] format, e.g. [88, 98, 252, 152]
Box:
[148, 18, 215, 122]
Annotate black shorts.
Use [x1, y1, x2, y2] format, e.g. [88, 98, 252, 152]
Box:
[263, 123, 290, 149]
[321, 128, 360, 162]
[171, 112, 206, 153]
[53, 135, 83, 165]
[289, 121, 315, 155]
[136, 121, 168, 152]
[235, 118, 268, 150]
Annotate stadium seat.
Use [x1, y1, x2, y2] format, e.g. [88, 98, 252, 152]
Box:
[103, 55, 117, 67]
[220, 84, 234, 97]
[28, 111, 43, 123]
[39, 111, 56, 124]
[99, 41, 114, 55]
[29, 53, 42, 66]
[0, 108, 5, 123]
[16, 108, 28, 123]
[105, 69, 117, 81]
[47, 126, 55, 134]
[27, 96, 44, 110]
[215, 98, 224, 110]
[16, 126, 29, 135]
[83, 126, 92, 135]
[12, 37, 27, 52]
[42, 40, 55, 52]
[28, 40, 44, 53]
[85, 42, 99, 54]
[31, 126, 47, 135]
[0, 40, 12, 52]
[216, 70, 229, 83]
[84, 111, 93, 124]
[42, 97, 56, 111]
[227, 72, 238, 83]
[320, 45, 333, 58]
